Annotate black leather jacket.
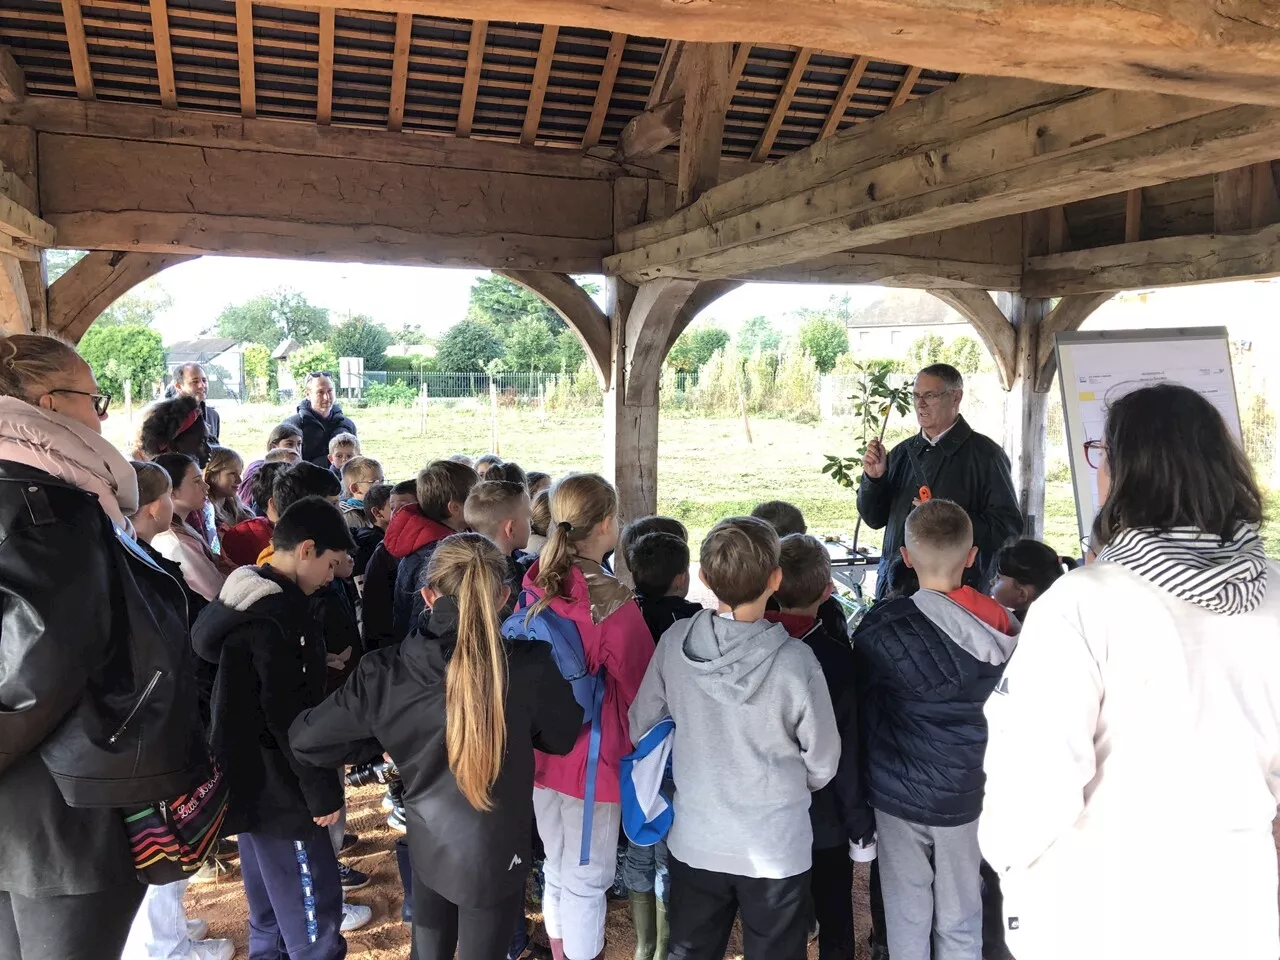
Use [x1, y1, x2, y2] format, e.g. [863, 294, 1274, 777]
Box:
[0, 462, 202, 894]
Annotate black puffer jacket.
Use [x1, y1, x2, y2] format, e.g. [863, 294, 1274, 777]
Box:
[853, 589, 1017, 827]
[0, 463, 200, 896]
[283, 400, 358, 467]
[290, 597, 583, 906]
[857, 416, 1022, 596]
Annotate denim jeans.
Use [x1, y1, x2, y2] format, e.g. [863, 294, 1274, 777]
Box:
[621, 838, 669, 902]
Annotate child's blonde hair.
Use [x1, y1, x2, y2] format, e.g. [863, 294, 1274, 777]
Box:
[530, 472, 618, 618]
[340, 455, 383, 494]
[425, 533, 510, 812]
[530, 488, 551, 537]
[204, 446, 244, 487]
[328, 432, 360, 455]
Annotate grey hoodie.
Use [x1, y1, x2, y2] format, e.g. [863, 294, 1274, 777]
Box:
[629, 608, 841, 879]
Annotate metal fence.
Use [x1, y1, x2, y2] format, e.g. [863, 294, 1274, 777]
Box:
[364, 370, 562, 400]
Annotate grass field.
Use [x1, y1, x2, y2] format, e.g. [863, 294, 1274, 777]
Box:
[107, 400, 1280, 559]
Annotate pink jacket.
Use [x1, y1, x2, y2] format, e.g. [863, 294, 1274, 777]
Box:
[154, 519, 226, 601]
[523, 557, 654, 804]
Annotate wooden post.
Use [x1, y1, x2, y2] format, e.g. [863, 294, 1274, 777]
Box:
[676, 43, 732, 208]
[737, 362, 753, 444]
[997, 293, 1051, 541]
[602, 276, 657, 532]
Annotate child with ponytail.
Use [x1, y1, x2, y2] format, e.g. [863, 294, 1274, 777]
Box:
[524, 473, 657, 960]
[289, 533, 583, 960]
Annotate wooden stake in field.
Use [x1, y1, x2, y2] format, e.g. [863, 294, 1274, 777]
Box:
[490, 378, 500, 455]
[418, 379, 428, 437]
[738, 361, 753, 444]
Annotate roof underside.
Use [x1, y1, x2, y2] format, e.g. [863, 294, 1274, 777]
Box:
[0, 0, 960, 161]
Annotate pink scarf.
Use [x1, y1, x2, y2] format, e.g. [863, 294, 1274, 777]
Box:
[0, 396, 139, 530]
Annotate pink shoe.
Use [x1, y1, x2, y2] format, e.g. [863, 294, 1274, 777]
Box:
[549, 939, 565, 960]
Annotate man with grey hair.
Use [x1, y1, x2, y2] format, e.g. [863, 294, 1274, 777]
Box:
[858, 363, 1021, 596]
[172, 362, 221, 443]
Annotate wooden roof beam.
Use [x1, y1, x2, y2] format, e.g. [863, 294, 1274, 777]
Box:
[753, 47, 811, 162]
[388, 12, 412, 132]
[316, 8, 334, 124]
[646, 40, 685, 109]
[267, 0, 1280, 107]
[1024, 222, 1280, 297]
[60, 0, 94, 101]
[819, 55, 866, 140]
[0, 192, 54, 247]
[677, 43, 732, 208]
[234, 0, 255, 118]
[891, 65, 922, 109]
[609, 80, 1280, 282]
[456, 19, 486, 136]
[149, 0, 177, 109]
[581, 32, 625, 148]
[0, 49, 26, 104]
[520, 25, 559, 145]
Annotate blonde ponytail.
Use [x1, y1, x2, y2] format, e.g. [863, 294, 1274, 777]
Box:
[529, 473, 618, 619]
[426, 533, 510, 812]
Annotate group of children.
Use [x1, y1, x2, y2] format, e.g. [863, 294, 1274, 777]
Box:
[128, 405, 1077, 960]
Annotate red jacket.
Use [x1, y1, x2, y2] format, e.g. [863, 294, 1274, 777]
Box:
[221, 516, 274, 569]
[383, 504, 453, 559]
[524, 558, 654, 804]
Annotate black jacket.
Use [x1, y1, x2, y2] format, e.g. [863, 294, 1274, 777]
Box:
[361, 540, 399, 650]
[284, 400, 358, 467]
[192, 564, 343, 837]
[351, 525, 384, 587]
[315, 577, 362, 693]
[290, 598, 583, 906]
[163, 386, 221, 443]
[853, 590, 1016, 827]
[856, 416, 1022, 596]
[635, 593, 703, 643]
[0, 463, 198, 896]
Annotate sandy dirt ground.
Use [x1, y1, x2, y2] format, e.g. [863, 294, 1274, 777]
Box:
[186, 783, 873, 960]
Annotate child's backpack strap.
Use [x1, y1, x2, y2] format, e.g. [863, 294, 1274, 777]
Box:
[578, 675, 608, 866]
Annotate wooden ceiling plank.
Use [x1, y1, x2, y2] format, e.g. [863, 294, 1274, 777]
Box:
[316, 7, 334, 124]
[455, 19, 487, 136]
[752, 46, 811, 162]
[387, 12, 412, 131]
[148, 0, 177, 109]
[819, 55, 867, 140]
[581, 31, 625, 148]
[60, 0, 95, 101]
[891, 64, 922, 109]
[234, 0, 255, 118]
[520, 24, 559, 146]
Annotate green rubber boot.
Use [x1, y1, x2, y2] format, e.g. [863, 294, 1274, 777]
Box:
[629, 891, 657, 960]
[653, 895, 669, 960]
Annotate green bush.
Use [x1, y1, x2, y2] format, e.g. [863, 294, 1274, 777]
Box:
[364, 381, 418, 407]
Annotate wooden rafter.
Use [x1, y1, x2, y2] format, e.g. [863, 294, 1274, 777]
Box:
[0, 48, 25, 104]
[728, 43, 751, 93]
[388, 12, 412, 132]
[1124, 189, 1142, 243]
[753, 47, 811, 162]
[234, 0, 256, 118]
[891, 65, 922, 108]
[149, 0, 177, 109]
[646, 40, 683, 109]
[316, 7, 334, 124]
[582, 31, 625, 148]
[60, 0, 94, 100]
[455, 19, 486, 136]
[819, 55, 867, 140]
[520, 25, 559, 146]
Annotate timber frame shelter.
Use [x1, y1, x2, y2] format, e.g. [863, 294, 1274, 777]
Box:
[1, 0, 1278, 538]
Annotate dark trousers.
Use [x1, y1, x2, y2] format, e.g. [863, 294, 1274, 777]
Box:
[869, 859, 888, 954]
[506, 910, 530, 960]
[239, 827, 347, 960]
[0, 884, 144, 960]
[410, 882, 524, 960]
[667, 855, 810, 960]
[810, 845, 855, 960]
[980, 860, 1013, 960]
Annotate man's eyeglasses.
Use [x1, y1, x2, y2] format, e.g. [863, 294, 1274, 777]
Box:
[912, 390, 951, 405]
[1083, 439, 1107, 470]
[47, 388, 111, 417]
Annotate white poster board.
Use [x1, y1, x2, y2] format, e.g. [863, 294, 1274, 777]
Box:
[1055, 327, 1242, 543]
[339, 356, 364, 392]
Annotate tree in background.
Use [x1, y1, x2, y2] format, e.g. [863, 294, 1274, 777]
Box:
[391, 321, 428, 345]
[217, 289, 331, 348]
[667, 325, 731, 375]
[43, 249, 84, 284]
[504, 317, 558, 372]
[436, 320, 503, 372]
[556, 328, 586, 373]
[287, 342, 339, 384]
[468, 275, 562, 336]
[944, 335, 984, 374]
[737, 315, 782, 355]
[798, 316, 850, 373]
[329, 314, 393, 368]
[241, 344, 277, 402]
[46, 250, 174, 328]
[906, 332, 985, 375]
[78, 325, 166, 399]
[907, 332, 947, 371]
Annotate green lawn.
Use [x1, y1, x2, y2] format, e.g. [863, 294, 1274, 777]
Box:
[107, 401, 1279, 559]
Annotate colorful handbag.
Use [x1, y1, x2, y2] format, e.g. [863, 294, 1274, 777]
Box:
[123, 760, 229, 885]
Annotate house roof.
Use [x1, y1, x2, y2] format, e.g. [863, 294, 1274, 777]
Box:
[166, 337, 239, 360]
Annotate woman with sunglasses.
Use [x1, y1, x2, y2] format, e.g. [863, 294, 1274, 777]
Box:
[980, 383, 1280, 960]
[284, 372, 358, 468]
[0, 335, 205, 959]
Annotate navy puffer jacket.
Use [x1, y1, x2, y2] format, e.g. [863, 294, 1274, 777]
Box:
[853, 590, 1017, 827]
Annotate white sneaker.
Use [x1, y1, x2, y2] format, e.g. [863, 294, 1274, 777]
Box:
[186, 919, 209, 941]
[340, 902, 373, 932]
[185, 939, 235, 960]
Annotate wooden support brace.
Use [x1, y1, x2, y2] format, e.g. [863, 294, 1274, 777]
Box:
[1034, 293, 1113, 390]
[602, 276, 657, 527]
[21, 257, 48, 333]
[0, 252, 32, 334]
[663, 279, 742, 357]
[677, 43, 733, 208]
[998, 293, 1050, 540]
[0, 48, 26, 104]
[929, 289, 1016, 390]
[495, 269, 612, 389]
[48, 250, 194, 342]
[616, 97, 684, 161]
[624, 276, 699, 404]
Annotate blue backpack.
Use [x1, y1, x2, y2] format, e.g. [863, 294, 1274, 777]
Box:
[502, 590, 606, 866]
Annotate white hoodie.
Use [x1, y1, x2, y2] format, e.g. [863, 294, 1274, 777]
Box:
[979, 540, 1280, 960]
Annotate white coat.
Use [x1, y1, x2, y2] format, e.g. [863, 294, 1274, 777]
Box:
[979, 560, 1280, 960]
